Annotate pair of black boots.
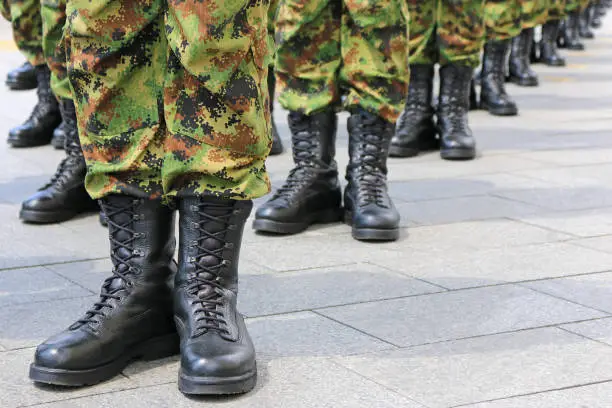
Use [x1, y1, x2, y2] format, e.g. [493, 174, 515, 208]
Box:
[7, 64, 66, 149]
[390, 64, 476, 160]
[31, 195, 257, 395]
[254, 108, 400, 242]
[20, 99, 98, 223]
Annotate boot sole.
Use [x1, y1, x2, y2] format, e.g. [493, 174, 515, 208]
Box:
[508, 77, 538, 87]
[480, 103, 518, 117]
[8, 138, 52, 148]
[440, 149, 476, 161]
[29, 333, 179, 387]
[344, 212, 399, 242]
[179, 368, 257, 395]
[5, 79, 37, 91]
[20, 206, 98, 224]
[252, 208, 342, 235]
[388, 145, 420, 158]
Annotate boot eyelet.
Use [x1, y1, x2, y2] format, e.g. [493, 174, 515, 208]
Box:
[228, 225, 237, 231]
[224, 243, 234, 249]
[192, 222, 199, 228]
[233, 209, 241, 215]
[191, 205, 199, 211]
[222, 260, 232, 266]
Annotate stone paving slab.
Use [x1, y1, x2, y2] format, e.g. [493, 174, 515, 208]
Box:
[562, 317, 612, 347]
[334, 328, 612, 408]
[319, 284, 608, 347]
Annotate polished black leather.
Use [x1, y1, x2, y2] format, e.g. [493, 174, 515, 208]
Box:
[175, 197, 256, 394]
[32, 197, 177, 376]
[540, 21, 567, 67]
[254, 109, 341, 234]
[390, 64, 438, 157]
[21, 100, 97, 223]
[509, 29, 539, 87]
[579, 5, 595, 39]
[8, 65, 61, 147]
[51, 120, 67, 150]
[345, 110, 399, 241]
[560, 12, 585, 50]
[437, 64, 477, 160]
[480, 40, 518, 116]
[5, 61, 37, 90]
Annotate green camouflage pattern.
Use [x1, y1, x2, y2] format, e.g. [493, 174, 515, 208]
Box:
[408, 0, 486, 69]
[66, 0, 272, 200]
[547, 0, 568, 19]
[520, 0, 549, 28]
[42, 0, 71, 100]
[565, 0, 590, 12]
[275, 0, 409, 123]
[1, 0, 44, 66]
[484, 0, 522, 41]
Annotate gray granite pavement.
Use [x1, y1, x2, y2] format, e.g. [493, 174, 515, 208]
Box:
[1, 15, 612, 408]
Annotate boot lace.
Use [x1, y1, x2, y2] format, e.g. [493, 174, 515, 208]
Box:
[73, 200, 141, 328]
[348, 116, 389, 207]
[39, 138, 82, 190]
[188, 202, 237, 338]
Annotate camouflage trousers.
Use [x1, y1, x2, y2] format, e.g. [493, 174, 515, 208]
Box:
[0, 0, 44, 66]
[275, 0, 409, 123]
[66, 0, 272, 200]
[547, 0, 588, 18]
[42, 0, 70, 100]
[485, 0, 549, 40]
[521, 0, 549, 28]
[408, 0, 486, 69]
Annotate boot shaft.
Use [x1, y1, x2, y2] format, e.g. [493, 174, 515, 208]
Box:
[438, 64, 473, 112]
[176, 196, 252, 292]
[542, 20, 561, 43]
[407, 64, 435, 107]
[288, 109, 337, 167]
[483, 40, 509, 79]
[347, 110, 393, 177]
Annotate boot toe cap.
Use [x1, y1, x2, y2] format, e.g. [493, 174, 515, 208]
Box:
[181, 344, 255, 379]
[22, 191, 57, 212]
[33, 330, 96, 370]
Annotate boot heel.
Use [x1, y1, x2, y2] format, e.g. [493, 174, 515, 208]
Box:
[138, 333, 180, 361]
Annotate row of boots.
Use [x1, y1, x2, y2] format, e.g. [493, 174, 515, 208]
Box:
[30, 194, 257, 395]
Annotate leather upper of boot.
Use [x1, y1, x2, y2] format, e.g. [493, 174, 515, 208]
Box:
[509, 29, 539, 83]
[255, 109, 341, 222]
[8, 65, 61, 145]
[21, 100, 95, 213]
[392, 64, 437, 150]
[6, 62, 37, 85]
[345, 110, 399, 230]
[481, 40, 517, 110]
[34, 197, 177, 370]
[541, 21, 566, 65]
[175, 197, 255, 378]
[437, 65, 476, 151]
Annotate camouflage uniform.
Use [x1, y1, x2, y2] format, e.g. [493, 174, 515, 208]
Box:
[41, 0, 70, 100]
[0, 0, 44, 66]
[65, 0, 272, 201]
[408, 0, 486, 69]
[275, 0, 409, 123]
[484, 0, 523, 41]
[521, 0, 549, 28]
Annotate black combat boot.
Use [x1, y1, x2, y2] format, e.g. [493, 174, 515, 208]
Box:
[51, 120, 67, 149]
[29, 196, 179, 386]
[565, 11, 586, 50]
[253, 108, 342, 234]
[437, 65, 477, 161]
[5, 61, 37, 90]
[579, 4, 595, 38]
[345, 110, 399, 241]
[541, 20, 567, 66]
[470, 78, 479, 111]
[268, 67, 284, 156]
[480, 40, 518, 116]
[20, 100, 98, 223]
[509, 29, 539, 86]
[8, 65, 61, 147]
[175, 197, 256, 395]
[389, 64, 438, 157]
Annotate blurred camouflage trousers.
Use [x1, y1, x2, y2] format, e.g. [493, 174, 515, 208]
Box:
[0, 0, 44, 66]
[42, 0, 70, 99]
[66, 0, 272, 200]
[548, 0, 589, 19]
[484, 0, 549, 40]
[275, 0, 409, 123]
[408, 0, 486, 69]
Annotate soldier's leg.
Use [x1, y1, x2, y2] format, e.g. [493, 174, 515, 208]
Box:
[4, 0, 42, 90]
[29, 0, 179, 388]
[340, 0, 408, 241]
[561, 0, 586, 49]
[254, 0, 344, 235]
[20, 0, 98, 224]
[268, 0, 284, 155]
[579, 1, 596, 38]
[436, 0, 485, 161]
[509, 0, 547, 85]
[391, 0, 439, 158]
[7, 0, 61, 147]
[480, 0, 521, 116]
[541, 0, 568, 65]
